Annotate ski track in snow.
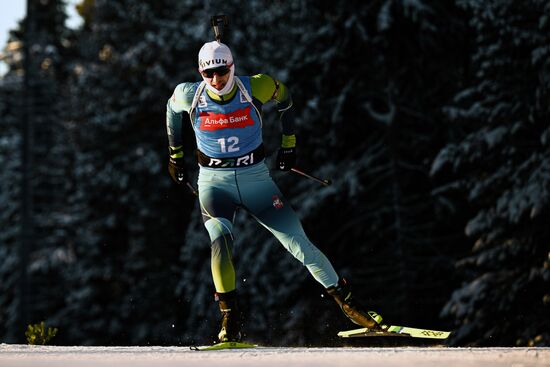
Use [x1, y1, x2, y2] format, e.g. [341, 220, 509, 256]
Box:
[1, 345, 549, 367]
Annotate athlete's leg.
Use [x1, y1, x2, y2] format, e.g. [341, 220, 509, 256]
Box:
[237, 164, 339, 288]
[237, 165, 385, 330]
[198, 178, 244, 341]
[199, 183, 239, 293]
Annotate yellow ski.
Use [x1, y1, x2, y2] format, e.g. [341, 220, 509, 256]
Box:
[191, 341, 258, 351]
[338, 325, 451, 339]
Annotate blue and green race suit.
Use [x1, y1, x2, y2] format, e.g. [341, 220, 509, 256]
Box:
[166, 74, 339, 292]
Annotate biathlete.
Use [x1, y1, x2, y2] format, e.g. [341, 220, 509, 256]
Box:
[165, 40, 385, 342]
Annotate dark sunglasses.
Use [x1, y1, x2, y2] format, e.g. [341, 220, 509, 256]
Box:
[200, 65, 231, 78]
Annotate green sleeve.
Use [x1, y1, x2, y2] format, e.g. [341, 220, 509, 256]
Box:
[250, 74, 290, 104]
[250, 74, 295, 146]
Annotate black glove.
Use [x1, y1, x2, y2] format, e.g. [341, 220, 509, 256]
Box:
[168, 157, 188, 184]
[276, 147, 296, 171]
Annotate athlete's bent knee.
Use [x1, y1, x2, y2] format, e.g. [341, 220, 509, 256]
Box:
[204, 217, 233, 242]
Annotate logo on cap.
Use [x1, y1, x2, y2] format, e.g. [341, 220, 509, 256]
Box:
[199, 58, 228, 70]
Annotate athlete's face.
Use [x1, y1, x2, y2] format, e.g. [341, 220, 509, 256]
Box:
[200, 65, 231, 91]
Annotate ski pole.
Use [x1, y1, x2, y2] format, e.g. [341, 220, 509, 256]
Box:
[290, 167, 332, 186]
[186, 182, 198, 196]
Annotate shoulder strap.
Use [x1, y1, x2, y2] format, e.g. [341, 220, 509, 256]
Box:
[235, 77, 263, 127]
[190, 78, 263, 127]
[188, 81, 206, 124]
[235, 77, 253, 103]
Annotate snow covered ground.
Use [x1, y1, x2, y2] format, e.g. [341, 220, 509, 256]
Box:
[1, 345, 549, 367]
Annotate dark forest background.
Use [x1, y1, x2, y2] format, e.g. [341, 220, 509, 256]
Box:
[0, 0, 548, 347]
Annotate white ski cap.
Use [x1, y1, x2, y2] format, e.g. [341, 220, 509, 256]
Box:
[198, 41, 233, 71]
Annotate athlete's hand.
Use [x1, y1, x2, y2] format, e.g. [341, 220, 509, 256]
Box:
[168, 157, 188, 184]
[276, 147, 296, 171]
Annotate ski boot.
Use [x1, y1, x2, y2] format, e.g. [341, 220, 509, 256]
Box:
[215, 290, 242, 342]
[326, 278, 385, 331]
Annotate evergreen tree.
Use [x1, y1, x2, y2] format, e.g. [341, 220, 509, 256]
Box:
[432, 0, 550, 346]
[51, 0, 198, 344]
[25, 0, 76, 327]
[0, 0, 74, 342]
[0, 51, 23, 343]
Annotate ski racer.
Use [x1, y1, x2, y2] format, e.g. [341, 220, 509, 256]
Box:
[165, 40, 385, 342]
